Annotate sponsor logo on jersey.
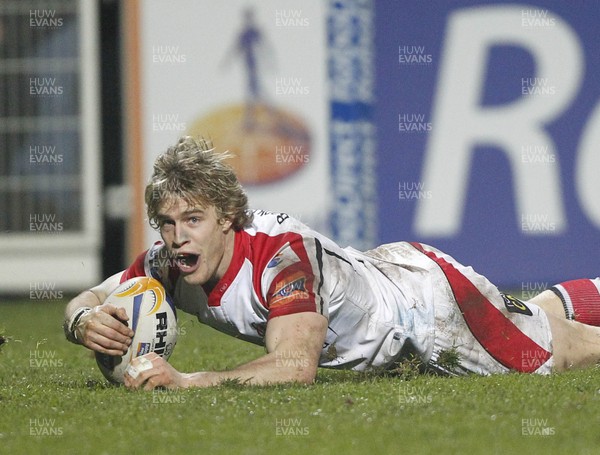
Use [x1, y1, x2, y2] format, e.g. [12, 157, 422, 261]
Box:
[502, 294, 533, 316]
[270, 272, 309, 308]
[276, 276, 306, 297]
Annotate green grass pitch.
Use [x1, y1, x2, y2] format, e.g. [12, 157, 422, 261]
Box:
[1, 298, 600, 455]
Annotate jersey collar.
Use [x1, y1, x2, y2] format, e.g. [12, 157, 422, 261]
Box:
[203, 229, 249, 306]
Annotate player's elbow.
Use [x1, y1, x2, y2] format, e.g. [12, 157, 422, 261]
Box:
[289, 361, 319, 385]
[272, 356, 318, 385]
[295, 371, 316, 385]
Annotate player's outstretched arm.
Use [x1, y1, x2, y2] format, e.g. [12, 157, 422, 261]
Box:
[63, 271, 134, 356]
[124, 311, 328, 390]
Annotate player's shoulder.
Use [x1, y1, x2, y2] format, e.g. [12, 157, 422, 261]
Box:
[247, 209, 351, 256]
[246, 209, 312, 238]
[250, 209, 301, 229]
[242, 210, 320, 270]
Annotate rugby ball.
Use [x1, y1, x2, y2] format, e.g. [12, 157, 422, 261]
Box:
[95, 277, 177, 384]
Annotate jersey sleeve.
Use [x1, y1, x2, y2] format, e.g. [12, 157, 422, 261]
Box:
[261, 237, 325, 320]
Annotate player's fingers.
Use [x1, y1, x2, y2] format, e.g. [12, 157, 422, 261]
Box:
[113, 307, 130, 324]
[91, 308, 134, 339]
[123, 373, 139, 389]
[142, 374, 159, 391]
[85, 317, 132, 348]
[81, 316, 131, 354]
[86, 338, 128, 357]
[124, 356, 156, 389]
[85, 332, 129, 355]
[145, 357, 180, 390]
[96, 305, 134, 337]
[142, 369, 172, 391]
[76, 315, 131, 355]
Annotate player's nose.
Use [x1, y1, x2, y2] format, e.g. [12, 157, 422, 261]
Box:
[172, 224, 189, 247]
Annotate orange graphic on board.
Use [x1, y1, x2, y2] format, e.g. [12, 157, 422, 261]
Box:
[188, 7, 311, 185]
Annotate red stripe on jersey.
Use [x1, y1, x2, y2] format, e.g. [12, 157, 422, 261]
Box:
[410, 242, 551, 373]
[205, 230, 247, 306]
[267, 261, 316, 319]
[206, 229, 317, 314]
[270, 300, 316, 319]
[121, 243, 179, 292]
[204, 228, 318, 318]
[249, 231, 313, 309]
[120, 249, 149, 283]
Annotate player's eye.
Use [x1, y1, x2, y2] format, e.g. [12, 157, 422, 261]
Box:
[159, 219, 175, 231]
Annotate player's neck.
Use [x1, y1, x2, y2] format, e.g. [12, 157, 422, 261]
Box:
[205, 229, 236, 293]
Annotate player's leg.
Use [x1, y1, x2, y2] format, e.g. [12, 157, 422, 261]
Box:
[408, 242, 600, 374]
[526, 278, 600, 326]
[544, 311, 600, 372]
[528, 280, 600, 371]
[526, 290, 566, 318]
[408, 241, 554, 375]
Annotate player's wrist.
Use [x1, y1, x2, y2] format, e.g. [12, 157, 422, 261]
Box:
[181, 371, 211, 388]
[63, 306, 93, 344]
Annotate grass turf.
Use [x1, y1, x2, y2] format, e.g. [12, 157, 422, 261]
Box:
[1, 299, 600, 455]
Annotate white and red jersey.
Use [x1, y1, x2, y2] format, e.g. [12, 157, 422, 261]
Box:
[120, 210, 554, 374]
[121, 210, 436, 372]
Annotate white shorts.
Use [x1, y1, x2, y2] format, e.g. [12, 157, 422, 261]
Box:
[410, 242, 554, 375]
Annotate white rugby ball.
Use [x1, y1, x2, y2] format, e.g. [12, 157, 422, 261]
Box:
[95, 276, 177, 384]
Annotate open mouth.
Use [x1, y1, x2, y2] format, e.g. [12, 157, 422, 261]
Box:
[175, 253, 200, 272]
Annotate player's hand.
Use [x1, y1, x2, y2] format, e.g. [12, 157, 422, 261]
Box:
[77, 304, 134, 356]
[123, 353, 186, 390]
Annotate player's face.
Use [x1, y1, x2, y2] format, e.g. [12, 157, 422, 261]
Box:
[156, 198, 235, 287]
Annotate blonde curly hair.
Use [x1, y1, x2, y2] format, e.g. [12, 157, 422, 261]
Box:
[145, 136, 252, 231]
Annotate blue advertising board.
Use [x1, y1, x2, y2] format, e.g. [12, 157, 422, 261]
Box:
[374, 0, 600, 288]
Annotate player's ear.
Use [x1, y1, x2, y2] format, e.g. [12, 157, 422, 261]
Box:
[220, 217, 233, 232]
